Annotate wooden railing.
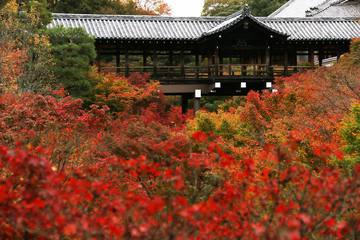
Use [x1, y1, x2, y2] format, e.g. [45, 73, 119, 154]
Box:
[101, 64, 316, 82]
[272, 65, 317, 77]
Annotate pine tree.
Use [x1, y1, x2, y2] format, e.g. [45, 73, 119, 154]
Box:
[46, 27, 97, 98]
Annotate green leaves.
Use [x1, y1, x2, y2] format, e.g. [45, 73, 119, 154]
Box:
[46, 26, 97, 98]
[341, 103, 360, 166]
[202, 0, 289, 17]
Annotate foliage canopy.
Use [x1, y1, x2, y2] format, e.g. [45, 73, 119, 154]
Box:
[46, 26, 97, 98]
[202, 0, 288, 16]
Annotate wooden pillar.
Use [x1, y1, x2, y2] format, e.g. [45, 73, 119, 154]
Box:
[194, 98, 200, 113]
[143, 50, 147, 72]
[257, 50, 262, 64]
[125, 49, 129, 77]
[308, 48, 315, 67]
[97, 53, 101, 73]
[169, 51, 173, 79]
[153, 50, 157, 76]
[219, 55, 223, 76]
[169, 50, 173, 66]
[264, 46, 271, 78]
[195, 54, 199, 79]
[208, 52, 212, 77]
[116, 49, 120, 74]
[214, 47, 219, 77]
[319, 48, 324, 66]
[194, 89, 201, 113]
[284, 48, 289, 76]
[180, 49, 185, 77]
[337, 47, 342, 62]
[265, 46, 271, 66]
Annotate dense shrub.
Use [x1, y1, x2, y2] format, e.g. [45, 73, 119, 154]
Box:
[0, 135, 359, 239]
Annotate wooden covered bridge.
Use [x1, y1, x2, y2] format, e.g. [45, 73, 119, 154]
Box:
[49, 6, 360, 111]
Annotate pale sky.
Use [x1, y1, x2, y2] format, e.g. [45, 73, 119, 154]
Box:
[166, 0, 205, 17]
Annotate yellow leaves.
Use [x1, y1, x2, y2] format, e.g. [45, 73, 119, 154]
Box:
[0, 42, 28, 93]
[188, 110, 242, 133]
[33, 33, 50, 47]
[0, 0, 18, 14]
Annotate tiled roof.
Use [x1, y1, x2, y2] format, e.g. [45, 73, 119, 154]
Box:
[49, 14, 223, 40]
[261, 17, 360, 40]
[49, 12, 360, 41]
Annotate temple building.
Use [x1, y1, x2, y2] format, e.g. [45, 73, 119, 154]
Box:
[49, 3, 360, 111]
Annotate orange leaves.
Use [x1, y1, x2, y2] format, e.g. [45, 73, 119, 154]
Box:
[63, 224, 77, 236]
[95, 73, 163, 114]
[135, 0, 172, 15]
[0, 42, 28, 93]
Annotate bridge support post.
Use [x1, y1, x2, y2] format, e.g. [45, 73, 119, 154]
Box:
[181, 95, 189, 114]
[194, 98, 200, 113]
[194, 89, 201, 113]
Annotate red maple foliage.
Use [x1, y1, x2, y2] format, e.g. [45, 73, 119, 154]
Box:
[0, 46, 360, 239]
[0, 134, 359, 239]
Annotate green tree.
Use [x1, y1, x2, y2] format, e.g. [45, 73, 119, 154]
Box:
[46, 26, 97, 98]
[48, 0, 138, 15]
[48, 0, 170, 15]
[14, 0, 52, 28]
[202, 0, 288, 17]
[202, 0, 247, 16]
[0, 0, 11, 9]
[341, 103, 360, 167]
[249, 0, 287, 16]
[0, 0, 55, 94]
[349, 38, 360, 65]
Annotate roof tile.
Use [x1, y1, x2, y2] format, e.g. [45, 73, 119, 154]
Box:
[49, 13, 360, 41]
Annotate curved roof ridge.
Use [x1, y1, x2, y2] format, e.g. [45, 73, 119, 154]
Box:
[259, 16, 360, 21]
[202, 6, 288, 38]
[52, 13, 225, 22]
